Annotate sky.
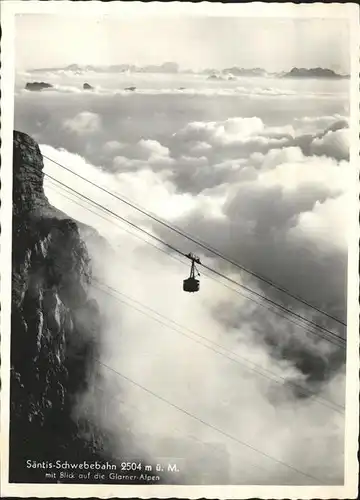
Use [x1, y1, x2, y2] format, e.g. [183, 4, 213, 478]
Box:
[15, 15, 350, 73]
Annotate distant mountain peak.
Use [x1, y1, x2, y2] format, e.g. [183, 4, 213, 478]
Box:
[283, 67, 349, 79]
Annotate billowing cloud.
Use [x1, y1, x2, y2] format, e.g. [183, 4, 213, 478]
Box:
[294, 114, 348, 133]
[111, 139, 174, 172]
[289, 194, 348, 253]
[310, 128, 349, 161]
[136, 139, 170, 160]
[63, 111, 101, 135]
[175, 117, 265, 145]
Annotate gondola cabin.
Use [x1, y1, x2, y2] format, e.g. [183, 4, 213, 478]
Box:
[183, 253, 201, 293]
[183, 277, 200, 292]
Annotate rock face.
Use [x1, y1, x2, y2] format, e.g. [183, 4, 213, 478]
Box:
[83, 82, 93, 90]
[25, 82, 53, 91]
[10, 132, 112, 482]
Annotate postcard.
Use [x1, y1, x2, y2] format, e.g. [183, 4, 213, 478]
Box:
[1, 1, 359, 498]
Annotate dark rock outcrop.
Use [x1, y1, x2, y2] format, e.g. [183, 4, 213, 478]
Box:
[83, 82, 94, 90]
[124, 86, 136, 91]
[25, 82, 53, 91]
[10, 131, 108, 482]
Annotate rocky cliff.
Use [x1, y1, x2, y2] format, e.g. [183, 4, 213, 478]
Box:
[10, 131, 108, 482]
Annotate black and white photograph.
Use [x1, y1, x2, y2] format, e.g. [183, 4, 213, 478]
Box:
[1, 2, 359, 498]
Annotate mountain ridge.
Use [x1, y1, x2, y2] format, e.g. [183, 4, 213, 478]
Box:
[27, 63, 349, 79]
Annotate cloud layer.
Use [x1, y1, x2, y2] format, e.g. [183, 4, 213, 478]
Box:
[14, 78, 350, 484]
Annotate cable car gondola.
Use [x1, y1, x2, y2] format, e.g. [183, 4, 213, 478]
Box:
[183, 253, 201, 293]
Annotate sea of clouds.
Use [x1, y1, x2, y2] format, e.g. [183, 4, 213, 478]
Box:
[14, 73, 350, 484]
